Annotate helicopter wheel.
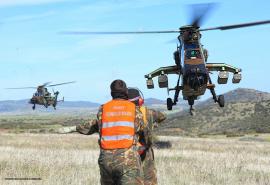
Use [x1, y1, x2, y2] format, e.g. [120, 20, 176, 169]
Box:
[167, 98, 173, 110]
[218, 95, 225, 107]
[32, 104, 35, 110]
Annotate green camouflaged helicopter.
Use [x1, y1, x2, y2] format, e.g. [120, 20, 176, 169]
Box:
[6, 81, 75, 110]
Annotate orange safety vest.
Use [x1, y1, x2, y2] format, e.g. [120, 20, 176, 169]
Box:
[101, 100, 136, 149]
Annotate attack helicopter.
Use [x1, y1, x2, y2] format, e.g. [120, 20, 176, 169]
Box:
[6, 81, 75, 110]
[62, 4, 270, 115]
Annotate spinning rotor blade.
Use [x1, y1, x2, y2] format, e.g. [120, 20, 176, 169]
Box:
[189, 3, 217, 28]
[42, 82, 52, 87]
[48, 81, 76, 87]
[61, 30, 180, 35]
[6, 82, 51, 89]
[200, 20, 270, 31]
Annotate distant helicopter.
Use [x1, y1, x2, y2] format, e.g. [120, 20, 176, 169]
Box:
[7, 81, 75, 110]
[62, 4, 270, 115]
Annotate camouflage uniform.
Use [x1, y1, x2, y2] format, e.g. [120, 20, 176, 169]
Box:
[76, 105, 144, 185]
[75, 106, 166, 185]
[60, 106, 166, 185]
[138, 107, 166, 185]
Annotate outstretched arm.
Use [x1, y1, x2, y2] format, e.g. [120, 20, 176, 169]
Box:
[56, 119, 98, 135]
[57, 106, 102, 135]
[76, 119, 99, 135]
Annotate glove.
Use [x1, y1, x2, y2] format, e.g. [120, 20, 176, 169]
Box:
[57, 126, 77, 134]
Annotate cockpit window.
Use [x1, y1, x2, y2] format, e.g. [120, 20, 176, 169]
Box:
[185, 49, 202, 59]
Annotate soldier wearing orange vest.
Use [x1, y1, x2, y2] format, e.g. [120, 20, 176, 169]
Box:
[59, 80, 144, 185]
[128, 87, 166, 185]
[57, 84, 165, 185]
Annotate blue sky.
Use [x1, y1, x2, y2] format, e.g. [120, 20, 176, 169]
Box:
[0, 0, 269, 103]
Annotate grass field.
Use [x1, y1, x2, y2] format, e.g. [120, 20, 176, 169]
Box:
[0, 114, 96, 134]
[0, 133, 270, 185]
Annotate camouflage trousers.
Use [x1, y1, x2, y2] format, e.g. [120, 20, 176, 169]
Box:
[98, 146, 144, 185]
[140, 147, 157, 185]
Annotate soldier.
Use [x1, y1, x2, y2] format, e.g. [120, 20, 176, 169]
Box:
[59, 80, 144, 185]
[128, 87, 166, 185]
[59, 87, 166, 185]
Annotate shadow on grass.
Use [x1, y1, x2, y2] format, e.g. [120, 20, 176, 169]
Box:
[153, 141, 172, 149]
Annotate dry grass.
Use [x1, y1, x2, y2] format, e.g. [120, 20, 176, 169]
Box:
[0, 133, 270, 185]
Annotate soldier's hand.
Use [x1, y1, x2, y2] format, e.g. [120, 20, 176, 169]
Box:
[57, 126, 77, 134]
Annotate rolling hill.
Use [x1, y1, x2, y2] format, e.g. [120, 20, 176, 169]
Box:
[156, 88, 270, 136]
[1, 88, 270, 136]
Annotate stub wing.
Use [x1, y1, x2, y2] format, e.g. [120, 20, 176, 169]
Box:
[144, 65, 180, 79]
[144, 65, 181, 89]
[206, 63, 241, 73]
[206, 63, 242, 84]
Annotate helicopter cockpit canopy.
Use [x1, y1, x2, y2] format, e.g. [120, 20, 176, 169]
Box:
[185, 49, 202, 59]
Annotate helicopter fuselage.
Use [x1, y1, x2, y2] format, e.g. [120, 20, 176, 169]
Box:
[29, 90, 60, 110]
[179, 28, 208, 100]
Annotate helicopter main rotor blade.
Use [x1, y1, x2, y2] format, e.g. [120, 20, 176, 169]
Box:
[200, 20, 270, 31]
[60, 30, 180, 35]
[48, 81, 76, 87]
[189, 3, 217, 28]
[42, 82, 52, 87]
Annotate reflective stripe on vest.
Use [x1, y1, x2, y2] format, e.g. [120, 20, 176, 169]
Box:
[101, 100, 135, 149]
[102, 121, 134, 128]
[102, 135, 133, 141]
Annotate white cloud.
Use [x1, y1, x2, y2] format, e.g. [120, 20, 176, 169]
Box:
[0, 0, 70, 7]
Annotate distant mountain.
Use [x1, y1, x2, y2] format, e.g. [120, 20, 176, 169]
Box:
[0, 99, 100, 114]
[58, 101, 100, 108]
[197, 88, 270, 107]
[0, 97, 182, 115]
[224, 88, 270, 102]
[0, 98, 167, 114]
[0, 99, 30, 112]
[156, 88, 270, 136]
[144, 98, 165, 106]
